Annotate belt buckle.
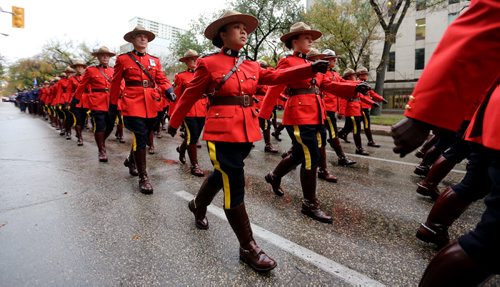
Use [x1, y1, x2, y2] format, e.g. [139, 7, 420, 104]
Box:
[142, 80, 149, 88]
[242, 94, 251, 107]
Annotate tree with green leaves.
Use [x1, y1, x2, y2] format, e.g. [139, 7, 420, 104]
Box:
[3, 57, 54, 94]
[306, 0, 380, 71]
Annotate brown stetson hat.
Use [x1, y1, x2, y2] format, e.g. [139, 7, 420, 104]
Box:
[91, 46, 116, 57]
[179, 49, 200, 62]
[306, 48, 324, 60]
[343, 68, 356, 78]
[71, 59, 87, 68]
[64, 66, 75, 73]
[281, 22, 322, 49]
[204, 10, 258, 48]
[124, 25, 156, 43]
[356, 67, 369, 75]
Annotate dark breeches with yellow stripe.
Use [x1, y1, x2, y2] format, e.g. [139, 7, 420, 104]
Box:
[123, 116, 157, 151]
[90, 111, 112, 133]
[183, 117, 206, 145]
[285, 124, 326, 170]
[259, 117, 272, 132]
[342, 116, 362, 136]
[207, 141, 253, 209]
[75, 108, 88, 127]
[361, 108, 371, 130]
[324, 111, 338, 140]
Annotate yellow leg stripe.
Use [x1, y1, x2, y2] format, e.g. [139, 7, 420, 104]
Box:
[264, 120, 268, 130]
[132, 133, 137, 151]
[363, 112, 369, 129]
[326, 117, 336, 138]
[92, 115, 97, 134]
[316, 131, 322, 148]
[70, 111, 77, 128]
[293, 125, 312, 170]
[208, 141, 231, 209]
[351, 117, 357, 134]
[183, 121, 191, 145]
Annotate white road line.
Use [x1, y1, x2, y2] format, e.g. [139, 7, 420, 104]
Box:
[175, 190, 385, 287]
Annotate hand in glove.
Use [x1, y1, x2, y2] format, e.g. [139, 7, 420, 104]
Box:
[311, 60, 329, 74]
[167, 125, 177, 137]
[355, 82, 371, 95]
[165, 87, 177, 102]
[391, 118, 431, 158]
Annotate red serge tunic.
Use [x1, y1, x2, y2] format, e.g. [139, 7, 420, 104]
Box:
[404, 0, 500, 132]
[110, 52, 171, 119]
[169, 49, 316, 143]
[174, 69, 207, 117]
[259, 52, 358, 125]
[74, 66, 114, 112]
[54, 78, 71, 105]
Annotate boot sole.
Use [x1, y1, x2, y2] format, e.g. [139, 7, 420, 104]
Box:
[415, 226, 448, 248]
[301, 210, 333, 224]
[239, 256, 277, 272]
[188, 201, 209, 230]
[140, 189, 153, 195]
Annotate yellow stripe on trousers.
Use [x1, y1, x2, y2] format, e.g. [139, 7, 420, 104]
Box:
[326, 116, 336, 139]
[362, 111, 369, 129]
[92, 115, 97, 133]
[132, 133, 137, 151]
[183, 121, 191, 145]
[351, 116, 357, 134]
[69, 110, 77, 128]
[293, 125, 312, 170]
[208, 141, 231, 209]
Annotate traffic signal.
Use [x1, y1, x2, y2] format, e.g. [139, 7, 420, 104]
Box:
[12, 6, 24, 28]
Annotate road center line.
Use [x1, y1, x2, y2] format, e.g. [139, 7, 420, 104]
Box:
[174, 190, 385, 287]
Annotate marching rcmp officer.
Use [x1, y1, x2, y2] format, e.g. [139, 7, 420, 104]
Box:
[167, 10, 331, 272]
[69, 59, 88, 146]
[321, 49, 356, 166]
[259, 22, 370, 223]
[391, 0, 500, 285]
[74, 46, 116, 162]
[54, 71, 71, 136]
[110, 25, 173, 195]
[174, 49, 207, 177]
[356, 67, 386, 148]
[61, 66, 76, 140]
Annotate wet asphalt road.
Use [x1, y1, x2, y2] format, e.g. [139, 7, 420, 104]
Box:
[1, 102, 499, 286]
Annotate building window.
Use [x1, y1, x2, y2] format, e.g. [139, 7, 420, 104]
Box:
[416, 0, 426, 10]
[388, 52, 395, 72]
[448, 11, 460, 24]
[415, 48, 425, 70]
[448, 0, 459, 4]
[416, 18, 426, 40]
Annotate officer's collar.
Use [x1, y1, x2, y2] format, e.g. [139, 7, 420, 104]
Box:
[329, 67, 336, 72]
[98, 64, 108, 68]
[187, 68, 195, 73]
[221, 47, 241, 58]
[294, 51, 307, 59]
[132, 50, 146, 57]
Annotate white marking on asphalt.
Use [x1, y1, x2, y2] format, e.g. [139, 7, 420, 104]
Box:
[175, 190, 385, 287]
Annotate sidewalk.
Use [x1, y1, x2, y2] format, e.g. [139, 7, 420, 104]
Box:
[371, 124, 392, 136]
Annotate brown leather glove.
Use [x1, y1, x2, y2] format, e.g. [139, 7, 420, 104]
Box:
[391, 118, 431, 158]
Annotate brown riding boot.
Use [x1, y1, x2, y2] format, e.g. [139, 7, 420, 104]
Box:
[300, 165, 333, 223]
[176, 141, 187, 164]
[147, 131, 155, 154]
[419, 241, 491, 287]
[265, 154, 297, 196]
[318, 146, 337, 183]
[134, 148, 153, 194]
[115, 123, 125, 143]
[123, 150, 139, 176]
[75, 125, 83, 146]
[94, 131, 108, 162]
[188, 178, 220, 229]
[329, 138, 356, 166]
[187, 144, 204, 177]
[365, 129, 380, 147]
[414, 145, 441, 176]
[415, 134, 438, 158]
[416, 188, 471, 248]
[263, 129, 278, 153]
[416, 156, 456, 200]
[224, 203, 277, 272]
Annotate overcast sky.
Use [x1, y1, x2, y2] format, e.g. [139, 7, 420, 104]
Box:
[2, 0, 300, 63]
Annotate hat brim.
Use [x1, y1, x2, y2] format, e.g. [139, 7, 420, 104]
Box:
[179, 55, 200, 62]
[204, 14, 258, 41]
[91, 51, 116, 57]
[123, 30, 156, 43]
[70, 63, 87, 68]
[280, 30, 322, 47]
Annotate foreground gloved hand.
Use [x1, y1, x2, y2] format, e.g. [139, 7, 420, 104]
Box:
[311, 60, 329, 74]
[165, 87, 177, 102]
[391, 118, 431, 158]
[355, 82, 371, 95]
[167, 125, 177, 137]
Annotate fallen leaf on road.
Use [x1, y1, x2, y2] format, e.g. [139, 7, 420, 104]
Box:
[132, 234, 141, 241]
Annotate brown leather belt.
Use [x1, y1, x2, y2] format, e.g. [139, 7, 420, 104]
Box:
[348, 98, 360, 102]
[125, 80, 154, 88]
[210, 95, 254, 107]
[287, 87, 319, 96]
[91, 88, 109, 93]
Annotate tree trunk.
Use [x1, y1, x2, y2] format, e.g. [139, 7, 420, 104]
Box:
[371, 32, 393, 116]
